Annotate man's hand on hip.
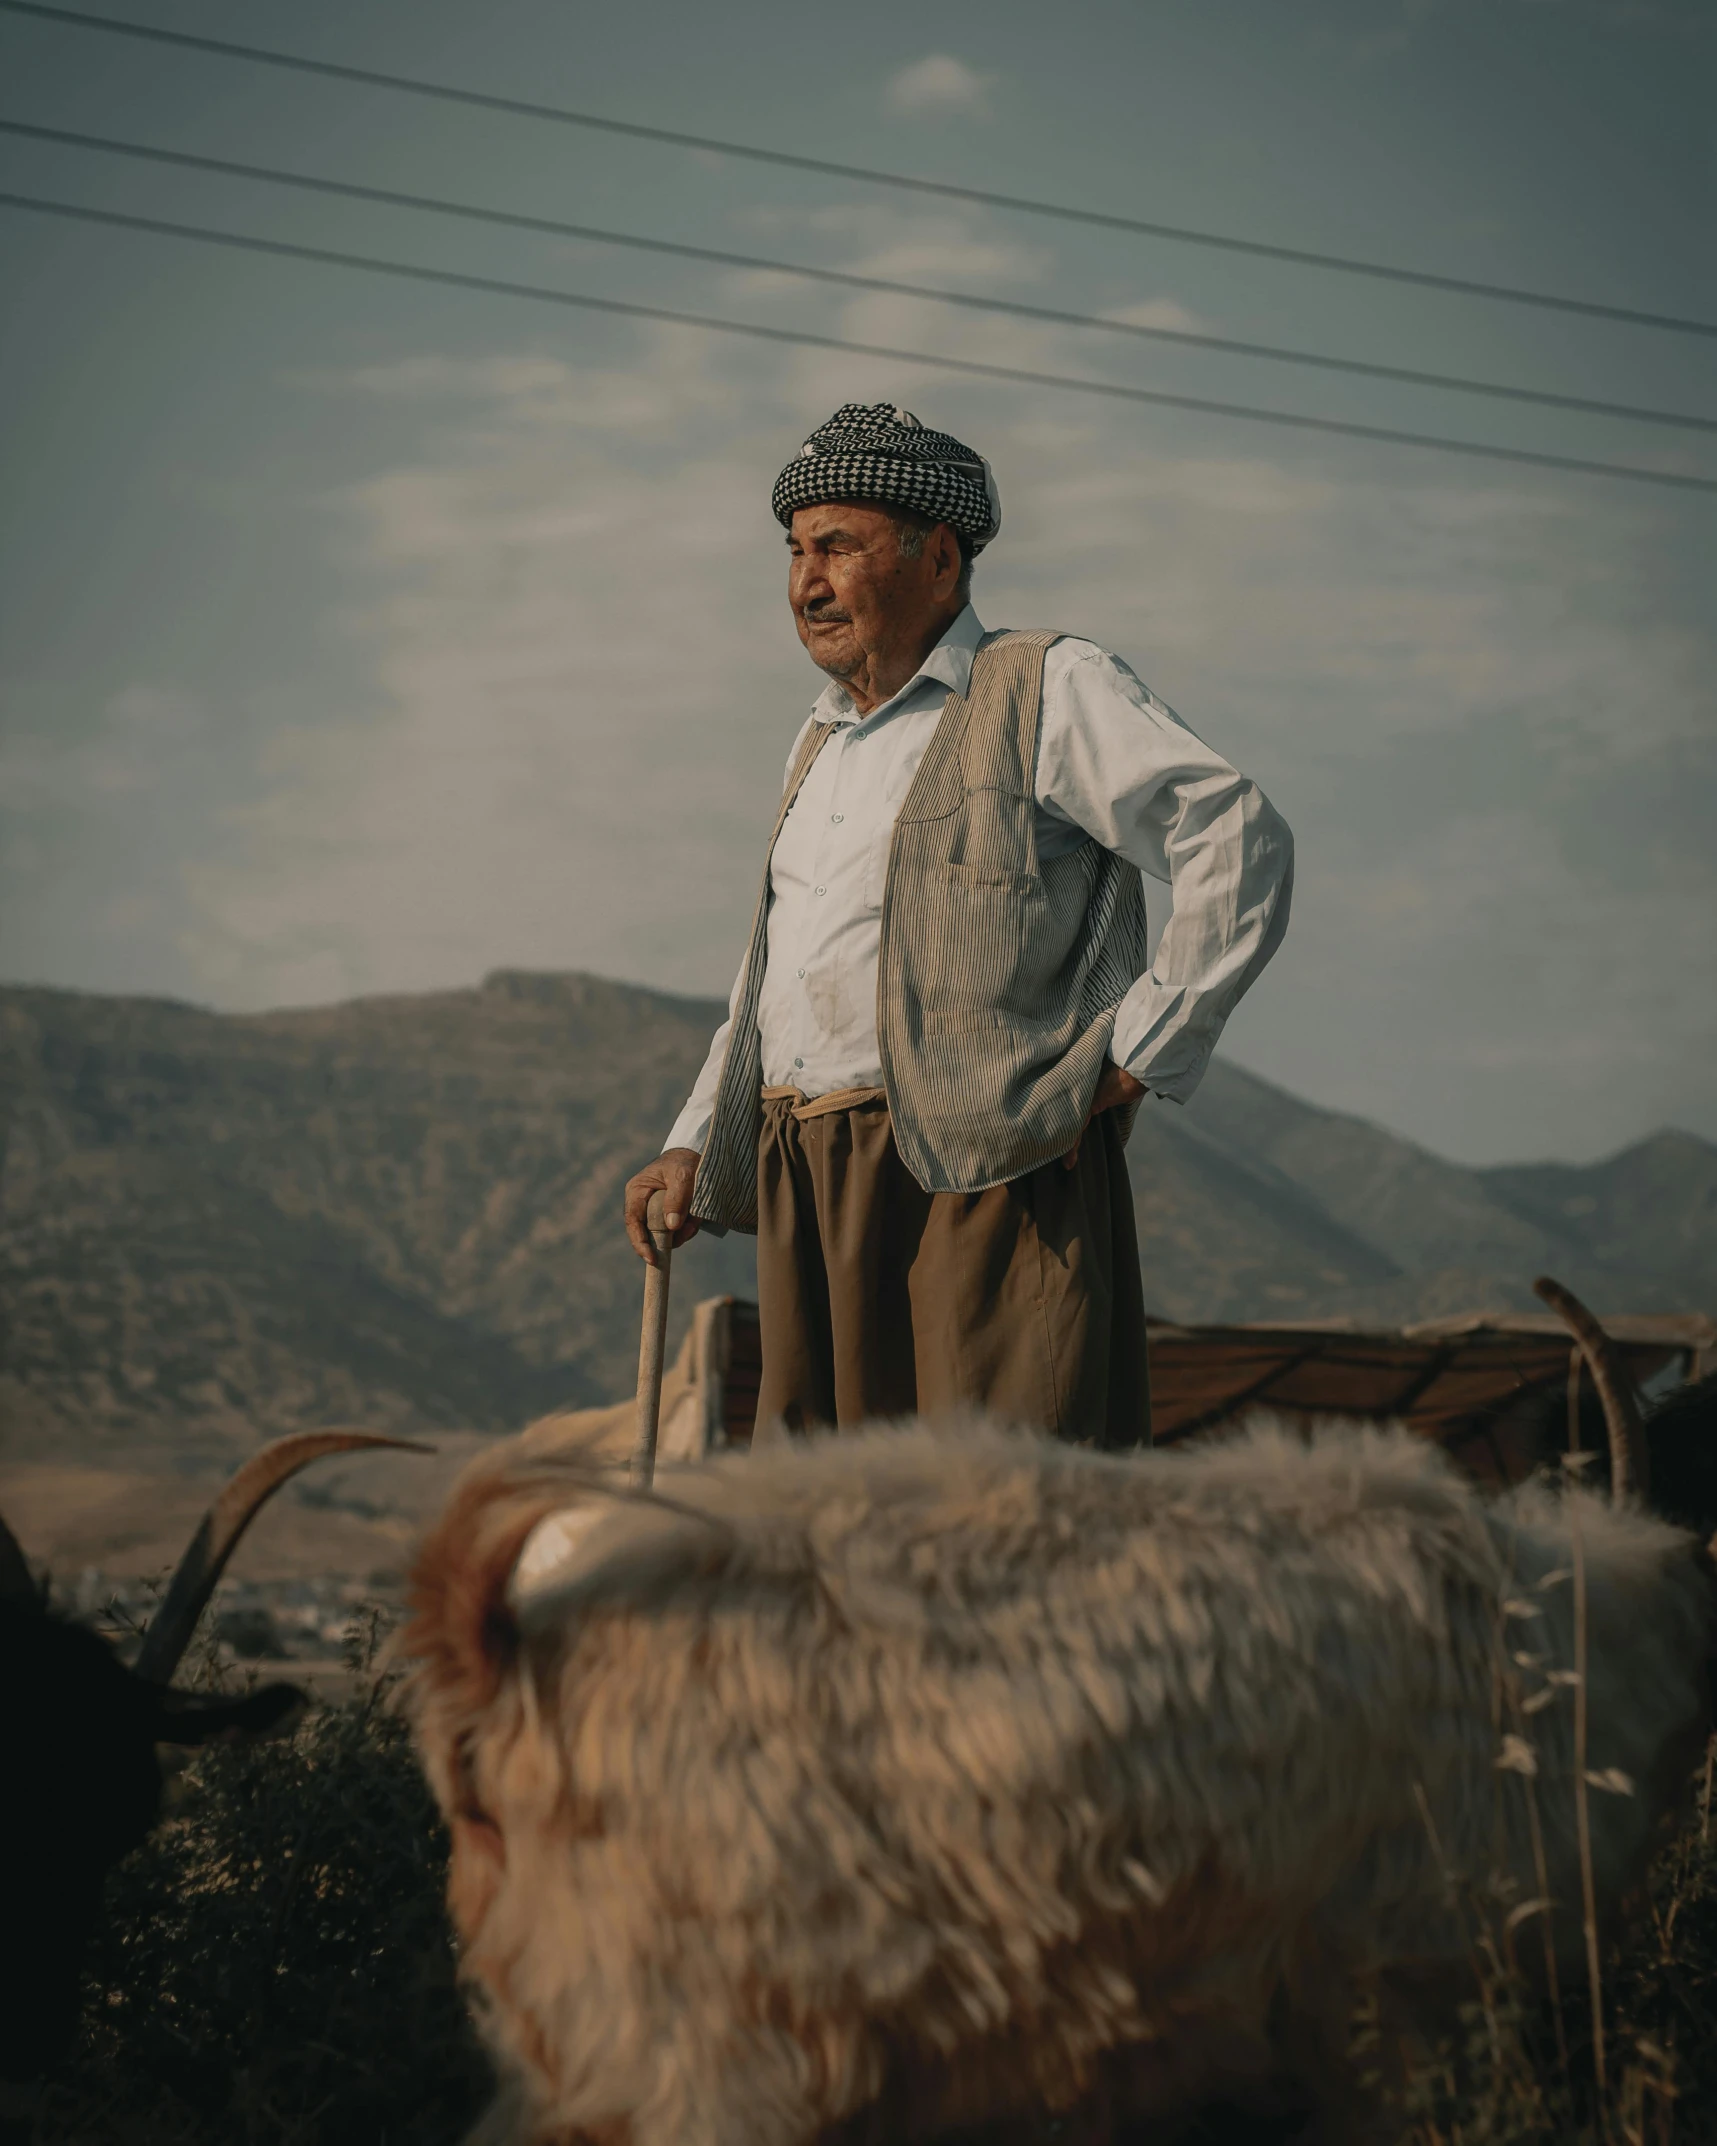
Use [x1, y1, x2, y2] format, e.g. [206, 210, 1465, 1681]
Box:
[1061, 1062, 1147, 1170]
[624, 1148, 703, 1264]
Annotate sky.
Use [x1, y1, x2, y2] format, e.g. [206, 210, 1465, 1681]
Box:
[1, 0, 1712, 1168]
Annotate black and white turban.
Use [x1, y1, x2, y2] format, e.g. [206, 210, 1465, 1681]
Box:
[771, 402, 1001, 551]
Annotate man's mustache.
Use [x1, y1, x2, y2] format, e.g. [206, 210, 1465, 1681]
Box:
[801, 600, 851, 625]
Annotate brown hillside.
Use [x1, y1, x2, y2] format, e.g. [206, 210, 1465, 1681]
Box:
[3, 971, 1710, 1478]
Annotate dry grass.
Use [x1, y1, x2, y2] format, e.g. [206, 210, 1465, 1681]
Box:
[1385, 1772, 1717, 2146]
[1385, 1457, 1717, 2146]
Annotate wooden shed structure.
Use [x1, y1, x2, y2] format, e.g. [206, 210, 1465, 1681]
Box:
[661, 1298, 1713, 1484]
[1145, 1310, 1713, 1482]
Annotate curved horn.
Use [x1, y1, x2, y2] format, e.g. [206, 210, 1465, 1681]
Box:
[134, 1430, 432, 1685]
[1533, 1276, 1649, 1505]
[0, 1510, 40, 1608]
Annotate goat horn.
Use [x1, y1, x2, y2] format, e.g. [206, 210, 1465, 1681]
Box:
[0, 1509, 39, 1607]
[134, 1430, 432, 1685]
[1532, 1276, 1650, 1505]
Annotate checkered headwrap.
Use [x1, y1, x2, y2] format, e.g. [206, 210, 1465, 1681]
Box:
[771, 402, 1001, 551]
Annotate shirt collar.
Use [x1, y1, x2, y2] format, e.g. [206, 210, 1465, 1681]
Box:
[811, 605, 986, 729]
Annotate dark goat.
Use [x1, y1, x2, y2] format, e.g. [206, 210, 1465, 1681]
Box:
[1637, 1370, 1717, 1538]
[0, 1430, 425, 2143]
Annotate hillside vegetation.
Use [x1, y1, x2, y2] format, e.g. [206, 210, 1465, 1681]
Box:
[3, 970, 1711, 1463]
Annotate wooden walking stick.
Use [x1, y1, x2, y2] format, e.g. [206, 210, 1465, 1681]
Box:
[631, 1188, 674, 1489]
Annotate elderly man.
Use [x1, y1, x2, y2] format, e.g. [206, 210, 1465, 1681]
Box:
[625, 402, 1292, 1446]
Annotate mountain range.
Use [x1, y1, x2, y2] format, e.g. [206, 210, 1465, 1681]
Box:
[3, 970, 1712, 1469]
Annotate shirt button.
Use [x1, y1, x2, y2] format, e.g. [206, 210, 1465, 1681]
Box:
[814, 885, 826, 896]
[794, 1056, 804, 1069]
[831, 812, 843, 824]
[797, 967, 806, 977]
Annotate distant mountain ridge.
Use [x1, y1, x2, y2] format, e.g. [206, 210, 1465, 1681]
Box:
[1133, 1056, 1714, 1329]
[2, 971, 1710, 1460]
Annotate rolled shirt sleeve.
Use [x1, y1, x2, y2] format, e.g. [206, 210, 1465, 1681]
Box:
[1035, 643, 1294, 1103]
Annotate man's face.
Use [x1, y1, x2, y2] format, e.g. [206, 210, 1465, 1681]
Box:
[787, 502, 959, 686]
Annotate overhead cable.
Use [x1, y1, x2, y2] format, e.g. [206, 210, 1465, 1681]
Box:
[4, 191, 1711, 495]
[5, 119, 1709, 436]
[3, 0, 1712, 340]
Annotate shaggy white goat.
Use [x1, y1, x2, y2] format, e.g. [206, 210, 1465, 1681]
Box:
[402, 1409, 1715, 2146]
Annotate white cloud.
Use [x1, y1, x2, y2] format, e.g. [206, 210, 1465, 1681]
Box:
[1105, 298, 1208, 335]
[5, 218, 1710, 1163]
[0, 685, 208, 808]
[884, 54, 993, 117]
[844, 235, 1042, 289]
[728, 202, 1046, 293]
[160, 333, 814, 1011]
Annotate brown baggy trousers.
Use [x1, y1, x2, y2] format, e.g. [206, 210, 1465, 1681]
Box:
[753, 1086, 1150, 1447]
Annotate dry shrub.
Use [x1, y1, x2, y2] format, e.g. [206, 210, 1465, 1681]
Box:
[37, 1614, 489, 2146]
[1386, 1777, 1717, 2146]
[1390, 1459, 1717, 2146]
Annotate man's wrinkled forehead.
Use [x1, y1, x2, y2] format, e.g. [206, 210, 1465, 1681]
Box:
[786, 503, 902, 550]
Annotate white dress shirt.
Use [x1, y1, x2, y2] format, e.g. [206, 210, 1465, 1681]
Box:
[665, 606, 1292, 1154]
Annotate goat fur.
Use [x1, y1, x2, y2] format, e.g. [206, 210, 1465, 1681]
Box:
[401, 1412, 1716, 2146]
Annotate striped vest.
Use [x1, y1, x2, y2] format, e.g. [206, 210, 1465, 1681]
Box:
[691, 630, 1151, 1232]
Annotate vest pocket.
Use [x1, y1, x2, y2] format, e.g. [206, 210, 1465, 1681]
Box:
[920, 1005, 1065, 1038]
[934, 861, 1044, 897]
[910, 863, 1043, 1013]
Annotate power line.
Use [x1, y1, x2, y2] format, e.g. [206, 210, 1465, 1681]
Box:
[6, 117, 1710, 437]
[4, 0, 1713, 341]
[5, 190, 1712, 496]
